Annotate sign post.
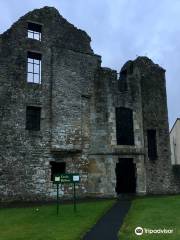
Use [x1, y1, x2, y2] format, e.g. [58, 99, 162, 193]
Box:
[57, 183, 59, 216]
[54, 176, 61, 216]
[73, 182, 76, 212]
[53, 173, 80, 215]
[72, 174, 80, 212]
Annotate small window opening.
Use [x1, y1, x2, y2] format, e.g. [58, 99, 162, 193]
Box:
[50, 162, 66, 181]
[27, 52, 41, 84]
[116, 107, 134, 145]
[26, 106, 41, 131]
[147, 129, 157, 160]
[28, 22, 42, 41]
[118, 70, 127, 92]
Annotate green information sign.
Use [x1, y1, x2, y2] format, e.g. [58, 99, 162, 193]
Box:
[53, 173, 80, 215]
[54, 173, 80, 184]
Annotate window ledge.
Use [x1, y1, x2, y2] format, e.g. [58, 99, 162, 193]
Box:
[26, 130, 42, 137]
[112, 145, 145, 155]
[51, 145, 82, 153]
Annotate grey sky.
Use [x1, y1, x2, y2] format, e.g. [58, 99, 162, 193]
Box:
[0, 0, 179, 128]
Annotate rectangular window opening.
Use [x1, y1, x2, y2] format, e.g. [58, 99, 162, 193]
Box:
[28, 22, 42, 41]
[50, 162, 66, 181]
[116, 107, 134, 145]
[147, 129, 157, 160]
[27, 52, 41, 84]
[118, 70, 128, 92]
[26, 106, 41, 131]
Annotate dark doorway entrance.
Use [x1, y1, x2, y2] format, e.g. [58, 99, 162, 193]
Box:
[50, 161, 66, 181]
[115, 158, 136, 194]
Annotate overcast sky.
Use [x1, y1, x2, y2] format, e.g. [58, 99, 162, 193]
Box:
[0, 0, 179, 128]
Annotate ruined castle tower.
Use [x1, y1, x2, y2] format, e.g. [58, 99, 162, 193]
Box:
[0, 7, 179, 201]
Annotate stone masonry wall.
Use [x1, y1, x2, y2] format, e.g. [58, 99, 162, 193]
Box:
[137, 57, 180, 194]
[0, 7, 179, 201]
[87, 62, 147, 196]
[0, 7, 100, 200]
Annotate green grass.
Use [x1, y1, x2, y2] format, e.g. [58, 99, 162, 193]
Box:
[119, 195, 180, 240]
[0, 200, 115, 240]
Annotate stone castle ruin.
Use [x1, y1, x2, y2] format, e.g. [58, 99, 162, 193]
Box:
[0, 7, 179, 201]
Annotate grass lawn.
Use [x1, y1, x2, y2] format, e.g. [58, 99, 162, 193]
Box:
[119, 195, 180, 240]
[0, 200, 115, 240]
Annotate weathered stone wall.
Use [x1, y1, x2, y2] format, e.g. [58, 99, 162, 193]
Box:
[50, 45, 101, 198]
[88, 56, 180, 196]
[136, 57, 180, 194]
[0, 7, 179, 201]
[87, 62, 147, 196]
[51, 48, 99, 150]
[0, 6, 100, 201]
[88, 68, 118, 197]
